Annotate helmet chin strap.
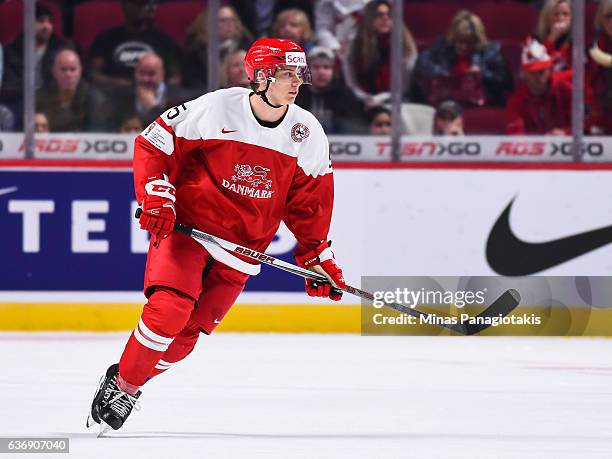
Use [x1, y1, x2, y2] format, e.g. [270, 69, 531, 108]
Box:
[254, 79, 283, 109]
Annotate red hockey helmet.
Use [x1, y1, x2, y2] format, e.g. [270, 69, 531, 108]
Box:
[244, 38, 311, 85]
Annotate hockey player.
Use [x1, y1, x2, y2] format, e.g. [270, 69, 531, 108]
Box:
[87, 38, 346, 433]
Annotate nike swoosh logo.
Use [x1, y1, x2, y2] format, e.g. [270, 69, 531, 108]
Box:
[0, 186, 18, 197]
[213, 319, 221, 324]
[486, 197, 612, 275]
[221, 128, 237, 134]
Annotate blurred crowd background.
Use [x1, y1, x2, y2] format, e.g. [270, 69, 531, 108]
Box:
[0, 0, 609, 137]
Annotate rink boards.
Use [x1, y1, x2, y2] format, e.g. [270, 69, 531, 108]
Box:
[2, 164, 612, 334]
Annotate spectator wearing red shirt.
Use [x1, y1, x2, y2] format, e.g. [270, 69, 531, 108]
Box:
[505, 37, 572, 135]
[586, 0, 612, 135]
[537, 0, 572, 72]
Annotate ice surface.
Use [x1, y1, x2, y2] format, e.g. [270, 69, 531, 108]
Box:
[1, 333, 611, 459]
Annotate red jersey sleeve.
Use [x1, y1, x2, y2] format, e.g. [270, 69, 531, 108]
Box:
[283, 123, 334, 255]
[133, 99, 204, 204]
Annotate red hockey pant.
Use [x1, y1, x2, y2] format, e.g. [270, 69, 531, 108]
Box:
[119, 232, 249, 388]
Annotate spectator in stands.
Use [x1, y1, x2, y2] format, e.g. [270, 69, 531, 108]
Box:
[585, 0, 612, 135]
[505, 37, 572, 135]
[119, 113, 144, 133]
[231, 0, 314, 39]
[0, 105, 15, 132]
[34, 112, 50, 133]
[220, 49, 250, 89]
[295, 46, 365, 134]
[112, 52, 186, 128]
[0, 43, 15, 132]
[36, 49, 110, 132]
[182, 5, 253, 90]
[2, 3, 74, 101]
[342, 0, 418, 108]
[89, 0, 181, 89]
[433, 100, 465, 136]
[314, 0, 370, 54]
[537, 0, 572, 72]
[272, 8, 315, 53]
[412, 10, 513, 108]
[366, 106, 392, 135]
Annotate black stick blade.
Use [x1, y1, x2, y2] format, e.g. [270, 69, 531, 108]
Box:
[465, 289, 521, 335]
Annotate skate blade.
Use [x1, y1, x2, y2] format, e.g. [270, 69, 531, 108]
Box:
[86, 414, 96, 429]
[97, 421, 111, 437]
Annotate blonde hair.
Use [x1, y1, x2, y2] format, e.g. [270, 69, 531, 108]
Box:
[271, 8, 313, 43]
[184, 5, 248, 50]
[353, 0, 417, 72]
[537, 0, 571, 40]
[220, 49, 248, 88]
[447, 10, 488, 49]
[595, 0, 612, 33]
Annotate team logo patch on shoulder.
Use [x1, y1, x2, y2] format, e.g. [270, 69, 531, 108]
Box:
[291, 123, 310, 143]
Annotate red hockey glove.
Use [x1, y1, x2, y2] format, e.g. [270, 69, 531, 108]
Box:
[139, 174, 176, 239]
[295, 241, 346, 301]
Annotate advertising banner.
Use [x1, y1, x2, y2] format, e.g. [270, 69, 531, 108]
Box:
[2, 133, 612, 162]
[0, 170, 301, 291]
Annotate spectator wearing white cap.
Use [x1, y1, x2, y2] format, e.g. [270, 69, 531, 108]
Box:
[505, 37, 572, 135]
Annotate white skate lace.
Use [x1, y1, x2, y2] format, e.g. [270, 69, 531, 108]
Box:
[104, 382, 141, 418]
[108, 390, 141, 418]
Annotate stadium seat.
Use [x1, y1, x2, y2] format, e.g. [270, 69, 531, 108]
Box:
[0, 0, 63, 45]
[404, 3, 459, 48]
[472, 3, 537, 42]
[73, 1, 124, 56]
[463, 106, 506, 134]
[153, 1, 206, 47]
[401, 103, 435, 135]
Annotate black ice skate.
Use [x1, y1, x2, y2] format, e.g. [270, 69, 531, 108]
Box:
[86, 364, 141, 436]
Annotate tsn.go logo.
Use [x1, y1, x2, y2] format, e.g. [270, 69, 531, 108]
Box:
[330, 141, 481, 157]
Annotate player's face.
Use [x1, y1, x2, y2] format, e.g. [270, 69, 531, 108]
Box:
[268, 66, 303, 105]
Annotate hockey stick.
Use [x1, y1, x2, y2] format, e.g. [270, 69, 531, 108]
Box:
[135, 210, 520, 335]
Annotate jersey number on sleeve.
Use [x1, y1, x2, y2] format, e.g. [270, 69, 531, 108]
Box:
[166, 103, 187, 120]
